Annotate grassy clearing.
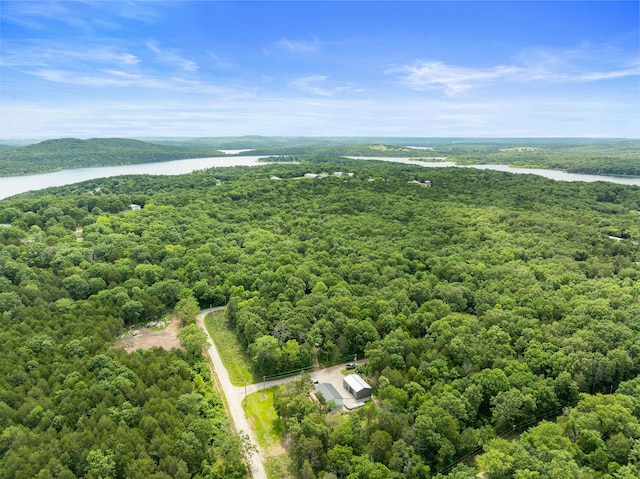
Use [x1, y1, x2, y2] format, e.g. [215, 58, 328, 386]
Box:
[243, 386, 293, 479]
[242, 387, 284, 456]
[265, 455, 293, 479]
[204, 310, 253, 386]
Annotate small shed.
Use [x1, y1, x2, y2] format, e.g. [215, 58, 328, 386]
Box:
[315, 383, 343, 410]
[129, 204, 142, 211]
[343, 374, 372, 400]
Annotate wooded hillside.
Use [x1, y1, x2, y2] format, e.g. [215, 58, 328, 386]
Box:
[0, 138, 223, 176]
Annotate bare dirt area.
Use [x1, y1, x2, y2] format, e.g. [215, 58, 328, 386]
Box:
[113, 318, 183, 353]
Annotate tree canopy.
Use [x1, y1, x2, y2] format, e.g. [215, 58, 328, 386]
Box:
[2, 155, 640, 477]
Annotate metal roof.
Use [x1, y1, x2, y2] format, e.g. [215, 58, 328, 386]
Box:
[343, 374, 371, 393]
[315, 383, 343, 405]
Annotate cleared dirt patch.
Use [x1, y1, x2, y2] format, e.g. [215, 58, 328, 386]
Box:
[114, 318, 183, 353]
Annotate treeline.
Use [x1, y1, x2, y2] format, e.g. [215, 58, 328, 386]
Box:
[242, 144, 422, 158]
[476, 389, 640, 478]
[0, 138, 224, 177]
[440, 140, 640, 176]
[141, 136, 464, 150]
[143, 135, 626, 151]
[2, 158, 640, 477]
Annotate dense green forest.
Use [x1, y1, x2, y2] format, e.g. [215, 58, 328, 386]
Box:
[0, 138, 224, 177]
[2, 156, 640, 478]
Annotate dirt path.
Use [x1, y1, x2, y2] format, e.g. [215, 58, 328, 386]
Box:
[197, 308, 269, 479]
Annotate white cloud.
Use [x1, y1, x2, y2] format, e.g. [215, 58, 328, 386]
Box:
[515, 45, 640, 83]
[2, 1, 88, 30]
[2, 40, 225, 93]
[289, 74, 349, 96]
[273, 37, 321, 53]
[31, 69, 162, 89]
[1, 0, 164, 31]
[147, 42, 198, 71]
[389, 61, 522, 94]
[28, 67, 238, 96]
[70, 48, 140, 66]
[390, 45, 640, 94]
[290, 74, 330, 96]
[0, 43, 139, 69]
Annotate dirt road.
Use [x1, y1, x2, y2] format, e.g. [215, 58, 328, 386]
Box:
[197, 308, 269, 479]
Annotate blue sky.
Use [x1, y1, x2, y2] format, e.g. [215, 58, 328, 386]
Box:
[1, 1, 638, 138]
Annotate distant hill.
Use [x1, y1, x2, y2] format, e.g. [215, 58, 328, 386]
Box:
[143, 135, 466, 149]
[0, 138, 224, 177]
[141, 136, 632, 149]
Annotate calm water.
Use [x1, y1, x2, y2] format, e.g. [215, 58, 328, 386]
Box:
[0, 156, 272, 200]
[348, 157, 640, 186]
[471, 164, 640, 186]
[1, 155, 639, 201]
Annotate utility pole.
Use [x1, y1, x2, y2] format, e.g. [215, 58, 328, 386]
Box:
[244, 378, 247, 397]
[263, 375, 266, 391]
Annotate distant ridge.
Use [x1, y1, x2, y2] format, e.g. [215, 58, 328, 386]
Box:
[0, 138, 224, 177]
[139, 136, 633, 150]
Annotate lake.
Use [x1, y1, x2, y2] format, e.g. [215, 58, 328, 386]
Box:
[347, 157, 640, 186]
[2, 155, 639, 201]
[0, 156, 273, 200]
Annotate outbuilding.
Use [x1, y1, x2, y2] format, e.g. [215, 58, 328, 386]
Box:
[315, 383, 343, 410]
[343, 374, 372, 400]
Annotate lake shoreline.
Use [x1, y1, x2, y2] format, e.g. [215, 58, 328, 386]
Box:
[3, 155, 640, 201]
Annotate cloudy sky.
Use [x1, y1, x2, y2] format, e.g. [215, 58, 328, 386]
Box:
[1, 1, 638, 138]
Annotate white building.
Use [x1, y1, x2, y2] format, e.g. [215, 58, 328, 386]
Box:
[343, 374, 372, 400]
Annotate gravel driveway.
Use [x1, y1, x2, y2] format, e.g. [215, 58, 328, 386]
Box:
[197, 308, 268, 479]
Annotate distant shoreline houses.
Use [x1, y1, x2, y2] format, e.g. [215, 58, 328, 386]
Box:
[271, 171, 356, 180]
[408, 179, 431, 187]
[303, 172, 355, 179]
